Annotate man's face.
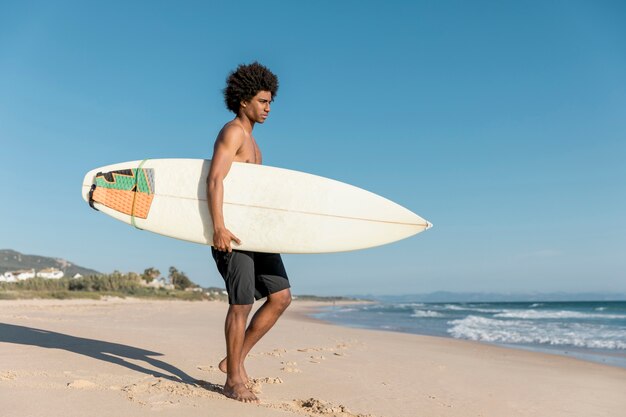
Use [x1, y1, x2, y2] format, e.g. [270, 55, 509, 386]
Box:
[241, 91, 272, 123]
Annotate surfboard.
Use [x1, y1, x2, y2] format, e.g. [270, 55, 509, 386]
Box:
[81, 159, 432, 253]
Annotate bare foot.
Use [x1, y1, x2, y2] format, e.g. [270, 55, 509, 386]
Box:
[219, 357, 250, 384]
[223, 382, 259, 403]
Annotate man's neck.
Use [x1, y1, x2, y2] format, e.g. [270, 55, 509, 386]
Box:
[235, 114, 255, 135]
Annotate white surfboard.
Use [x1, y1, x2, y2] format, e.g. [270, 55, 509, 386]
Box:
[81, 159, 431, 253]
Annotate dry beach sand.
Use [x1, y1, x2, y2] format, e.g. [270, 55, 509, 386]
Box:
[0, 298, 624, 417]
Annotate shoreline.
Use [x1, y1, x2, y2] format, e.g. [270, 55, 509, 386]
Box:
[284, 299, 375, 325]
[302, 299, 626, 370]
[1, 298, 625, 417]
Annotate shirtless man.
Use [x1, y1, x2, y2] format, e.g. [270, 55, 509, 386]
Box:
[206, 62, 291, 403]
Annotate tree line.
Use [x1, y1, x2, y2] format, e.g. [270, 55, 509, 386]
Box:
[0, 266, 197, 293]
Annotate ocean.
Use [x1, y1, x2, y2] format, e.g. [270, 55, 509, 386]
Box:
[310, 300, 626, 369]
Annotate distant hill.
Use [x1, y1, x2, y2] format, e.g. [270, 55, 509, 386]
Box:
[0, 249, 100, 277]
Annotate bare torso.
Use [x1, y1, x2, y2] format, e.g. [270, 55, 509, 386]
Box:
[207, 114, 266, 252]
[223, 120, 262, 165]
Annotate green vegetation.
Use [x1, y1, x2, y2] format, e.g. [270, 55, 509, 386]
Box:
[0, 270, 228, 302]
[168, 266, 195, 290]
[141, 267, 161, 283]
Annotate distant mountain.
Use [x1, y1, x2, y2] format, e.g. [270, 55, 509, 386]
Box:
[0, 249, 100, 277]
[354, 291, 626, 303]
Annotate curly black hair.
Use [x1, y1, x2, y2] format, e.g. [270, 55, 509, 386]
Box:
[223, 62, 279, 114]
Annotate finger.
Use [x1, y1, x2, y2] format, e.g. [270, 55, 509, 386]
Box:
[232, 234, 242, 245]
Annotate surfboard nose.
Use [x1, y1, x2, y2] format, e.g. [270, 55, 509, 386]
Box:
[81, 170, 96, 203]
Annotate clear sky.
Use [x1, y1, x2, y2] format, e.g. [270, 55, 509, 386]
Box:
[1, 1, 624, 295]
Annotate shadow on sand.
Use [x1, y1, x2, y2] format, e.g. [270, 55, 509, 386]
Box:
[0, 322, 222, 393]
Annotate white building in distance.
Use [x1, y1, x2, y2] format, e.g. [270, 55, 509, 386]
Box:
[18, 269, 36, 280]
[36, 268, 64, 279]
[1, 268, 66, 281]
[144, 278, 175, 290]
[0, 272, 16, 283]
[2, 269, 36, 281]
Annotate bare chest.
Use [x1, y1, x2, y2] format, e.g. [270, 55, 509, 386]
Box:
[235, 136, 262, 164]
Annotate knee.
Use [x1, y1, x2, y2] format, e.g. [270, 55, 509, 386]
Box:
[228, 304, 253, 319]
[282, 293, 292, 310]
[272, 290, 292, 312]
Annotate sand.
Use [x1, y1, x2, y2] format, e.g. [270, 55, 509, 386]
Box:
[0, 298, 624, 417]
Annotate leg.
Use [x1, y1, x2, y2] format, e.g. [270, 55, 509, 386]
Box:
[223, 303, 258, 403]
[218, 252, 291, 384]
[219, 288, 292, 379]
[243, 253, 292, 359]
[212, 249, 258, 394]
[242, 288, 291, 358]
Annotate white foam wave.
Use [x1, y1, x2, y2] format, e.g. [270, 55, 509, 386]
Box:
[448, 315, 626, 349]
[443, 304, 503, 313]
[364, 303, 425, 311]
[494, 310, 626, 320]
[411, 309, 443, 318]
[443, 304, 466, 311]
[397, 303, 426, 310]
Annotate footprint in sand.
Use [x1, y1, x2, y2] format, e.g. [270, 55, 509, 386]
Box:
[239, 377, 284, 394]
[255, 376, 283, 384]
[292, 398, 375, 417]
[264, 348, 287, 357]
[297, 347, 317, 353]
[280, 361, 301, 373]
[121, 376, 222, 407]
[0, 371, 18, 381]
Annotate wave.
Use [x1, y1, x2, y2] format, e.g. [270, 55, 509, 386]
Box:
[411, 309, 443, 318]
[399, 303, 426, 308]
[363, 303, 425, 311]
[448, 315, 626, 349]
[442, 304, 504, 313]
[493, 310, 626, 320]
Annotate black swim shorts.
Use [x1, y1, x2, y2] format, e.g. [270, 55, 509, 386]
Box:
[211, 248, 290, 305]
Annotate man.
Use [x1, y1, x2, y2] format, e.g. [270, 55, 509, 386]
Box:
[206, 62, 291, 403]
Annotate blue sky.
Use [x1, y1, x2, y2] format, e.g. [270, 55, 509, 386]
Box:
[1, 1, 624, 295]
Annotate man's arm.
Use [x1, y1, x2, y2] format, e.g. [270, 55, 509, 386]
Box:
[207, 126, 244, 252]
